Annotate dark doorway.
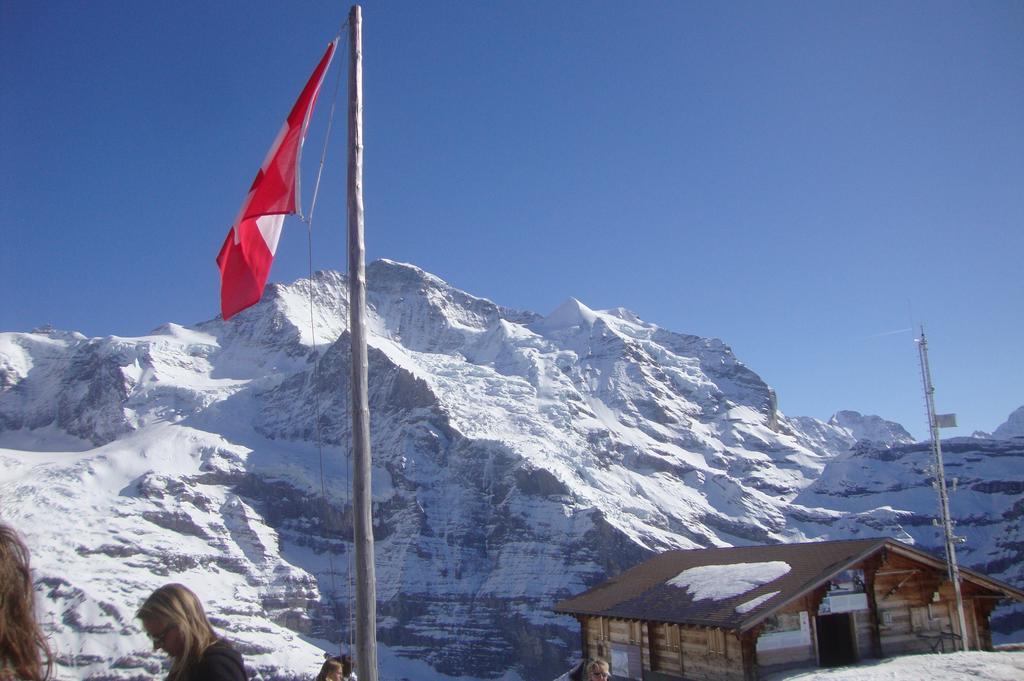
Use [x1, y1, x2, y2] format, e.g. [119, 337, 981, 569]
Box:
[816, 614, 857, 667]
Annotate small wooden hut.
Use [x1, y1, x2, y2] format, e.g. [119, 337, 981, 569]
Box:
[554, 538, 1024, 680]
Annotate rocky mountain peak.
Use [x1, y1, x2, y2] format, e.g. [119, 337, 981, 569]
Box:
[828, 409, 916, 446]
[537, 297, 599, 333]
[993, 405, 1024, 440]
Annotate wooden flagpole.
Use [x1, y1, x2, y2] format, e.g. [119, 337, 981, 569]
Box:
[346, 5, 378, 680]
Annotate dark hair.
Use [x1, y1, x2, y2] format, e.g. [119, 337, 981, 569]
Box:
[0, 523, 52, 681]
[316, 658, 342, 681]
[316, 654, 354, 681]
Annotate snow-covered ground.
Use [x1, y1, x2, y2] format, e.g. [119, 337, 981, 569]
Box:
[764, 650, 1024, 681]
[551, 651, 1024, 681]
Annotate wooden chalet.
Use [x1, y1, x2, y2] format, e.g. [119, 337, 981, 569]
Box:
[554, 538, 1024, 681]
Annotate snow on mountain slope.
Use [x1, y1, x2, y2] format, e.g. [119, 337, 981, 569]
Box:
[1, 260, 1020, 681]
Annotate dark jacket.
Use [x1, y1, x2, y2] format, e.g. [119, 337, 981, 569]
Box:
[186, 641, 246, 681]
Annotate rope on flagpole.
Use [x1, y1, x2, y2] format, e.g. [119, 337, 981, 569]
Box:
[300, 18, 351, 658]
[305, 24, 348, 228]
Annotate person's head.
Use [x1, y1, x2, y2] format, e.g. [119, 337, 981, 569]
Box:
[587, 659, 610, 681]
[0, 523, 52, 681]
[136, 584, 218, 681]
[316, 658, 344, 681]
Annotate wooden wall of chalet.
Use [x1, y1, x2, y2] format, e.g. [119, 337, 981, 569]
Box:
[873, 550, 991, 655]
[754, 595, 817, 675]
[582, 615, 747, 681]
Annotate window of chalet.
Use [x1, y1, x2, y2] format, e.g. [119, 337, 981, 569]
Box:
[668, 623, 680, 650]
[911, 605, 938, 632]
[650, 623, 681, 674]
[610, 643, 643, 680]
[708, 628, 726, 655]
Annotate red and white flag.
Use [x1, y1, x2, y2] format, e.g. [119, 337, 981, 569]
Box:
[216, 40, 337, 320]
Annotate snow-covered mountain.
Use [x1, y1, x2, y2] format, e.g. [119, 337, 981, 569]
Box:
[993, 406, 1024, 440]
[1, 260, 1021, 681]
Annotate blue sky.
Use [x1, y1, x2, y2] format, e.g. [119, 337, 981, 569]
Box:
[2, 1, 1021, 439]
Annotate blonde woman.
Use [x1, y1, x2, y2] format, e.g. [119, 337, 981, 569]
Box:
[136, 584, 246, 681]
[586, 659, 610, 680]
[0, 523, 52, 681]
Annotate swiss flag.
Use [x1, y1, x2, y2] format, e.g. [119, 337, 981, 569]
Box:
[217, 40, 337, 320]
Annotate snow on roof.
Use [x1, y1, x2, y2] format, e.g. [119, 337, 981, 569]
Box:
[736, 590, 780, 614]
[667, 561, 791, 601]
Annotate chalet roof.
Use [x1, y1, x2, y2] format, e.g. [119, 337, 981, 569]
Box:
[554, 537, 1024, 633]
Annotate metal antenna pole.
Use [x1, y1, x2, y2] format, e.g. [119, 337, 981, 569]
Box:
[347, 5, 378, 680]
[916, 327, 969, 651]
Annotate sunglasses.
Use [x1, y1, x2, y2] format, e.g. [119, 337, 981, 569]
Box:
[590, 673, 609, 679]
[148, 623, 176, 646]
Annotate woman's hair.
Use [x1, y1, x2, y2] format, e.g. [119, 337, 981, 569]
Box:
[0, 523, 52, 681]
[136, 584, 218, 681]
[586, 659, 610, 676]
[317, 653, 355, 681]
[316, 658, 343, 681]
